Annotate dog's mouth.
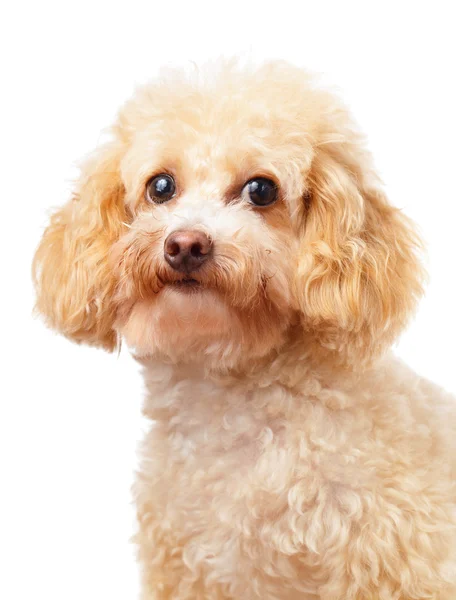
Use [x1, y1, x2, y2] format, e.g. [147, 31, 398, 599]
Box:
[156, 269, 213, 294]
[167, 277, 203, 291]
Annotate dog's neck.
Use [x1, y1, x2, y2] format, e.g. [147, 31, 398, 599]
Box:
[136, 329, 373, 422]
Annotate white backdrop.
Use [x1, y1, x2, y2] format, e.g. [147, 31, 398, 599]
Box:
[1, 1, 455, 599]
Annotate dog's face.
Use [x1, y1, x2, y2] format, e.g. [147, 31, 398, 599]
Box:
[34, 61, 424, 369]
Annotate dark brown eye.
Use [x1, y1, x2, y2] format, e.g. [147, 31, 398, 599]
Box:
[146, 174, 176, 203]
[243, 178, 278, 207]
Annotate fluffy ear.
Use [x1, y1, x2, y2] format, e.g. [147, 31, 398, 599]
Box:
[296, 139, 425, 365]
[33, 139, 127, 351]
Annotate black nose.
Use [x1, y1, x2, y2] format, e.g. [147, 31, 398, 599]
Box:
[164, 230, 213, 273]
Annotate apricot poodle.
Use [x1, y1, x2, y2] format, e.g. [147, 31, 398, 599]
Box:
[34, 60, 456, 599]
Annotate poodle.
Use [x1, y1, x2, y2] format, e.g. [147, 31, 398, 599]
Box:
[33, 60, 456, 599]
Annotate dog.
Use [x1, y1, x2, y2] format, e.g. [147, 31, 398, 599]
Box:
[33, 60, 456, 599]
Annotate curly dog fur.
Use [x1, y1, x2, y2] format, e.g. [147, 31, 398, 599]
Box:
[33, 60, 456, 599]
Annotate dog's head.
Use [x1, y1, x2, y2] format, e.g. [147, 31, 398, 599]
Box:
[33, 61, 424, 369]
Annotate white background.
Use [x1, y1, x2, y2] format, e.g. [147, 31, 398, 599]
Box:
[1, 1, 455, 598]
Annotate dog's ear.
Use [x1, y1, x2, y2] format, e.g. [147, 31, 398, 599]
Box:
[33, 139, 127, 351]
[295, 138, 425, 365]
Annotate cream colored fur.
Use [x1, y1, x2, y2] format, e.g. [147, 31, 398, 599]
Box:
[33, 60, 456, 599]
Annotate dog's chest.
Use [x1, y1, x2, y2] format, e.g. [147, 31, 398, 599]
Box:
[134, 361, 456, 598]
[137, 382, 368, 599]
[137, 373, 371, 581]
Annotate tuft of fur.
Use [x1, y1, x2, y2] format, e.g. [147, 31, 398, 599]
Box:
[33, 59, 455, 599]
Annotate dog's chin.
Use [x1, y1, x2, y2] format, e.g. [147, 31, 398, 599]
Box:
[119, 286, 238, 361]
[117, 282, 292, 369]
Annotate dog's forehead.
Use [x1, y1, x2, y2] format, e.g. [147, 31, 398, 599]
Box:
[120, 63, 330, 183]
[123, 104, 313, 198]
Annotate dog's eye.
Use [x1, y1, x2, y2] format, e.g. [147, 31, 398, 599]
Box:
[146, 174, 176, 203]
[243, 178, 278, 207]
